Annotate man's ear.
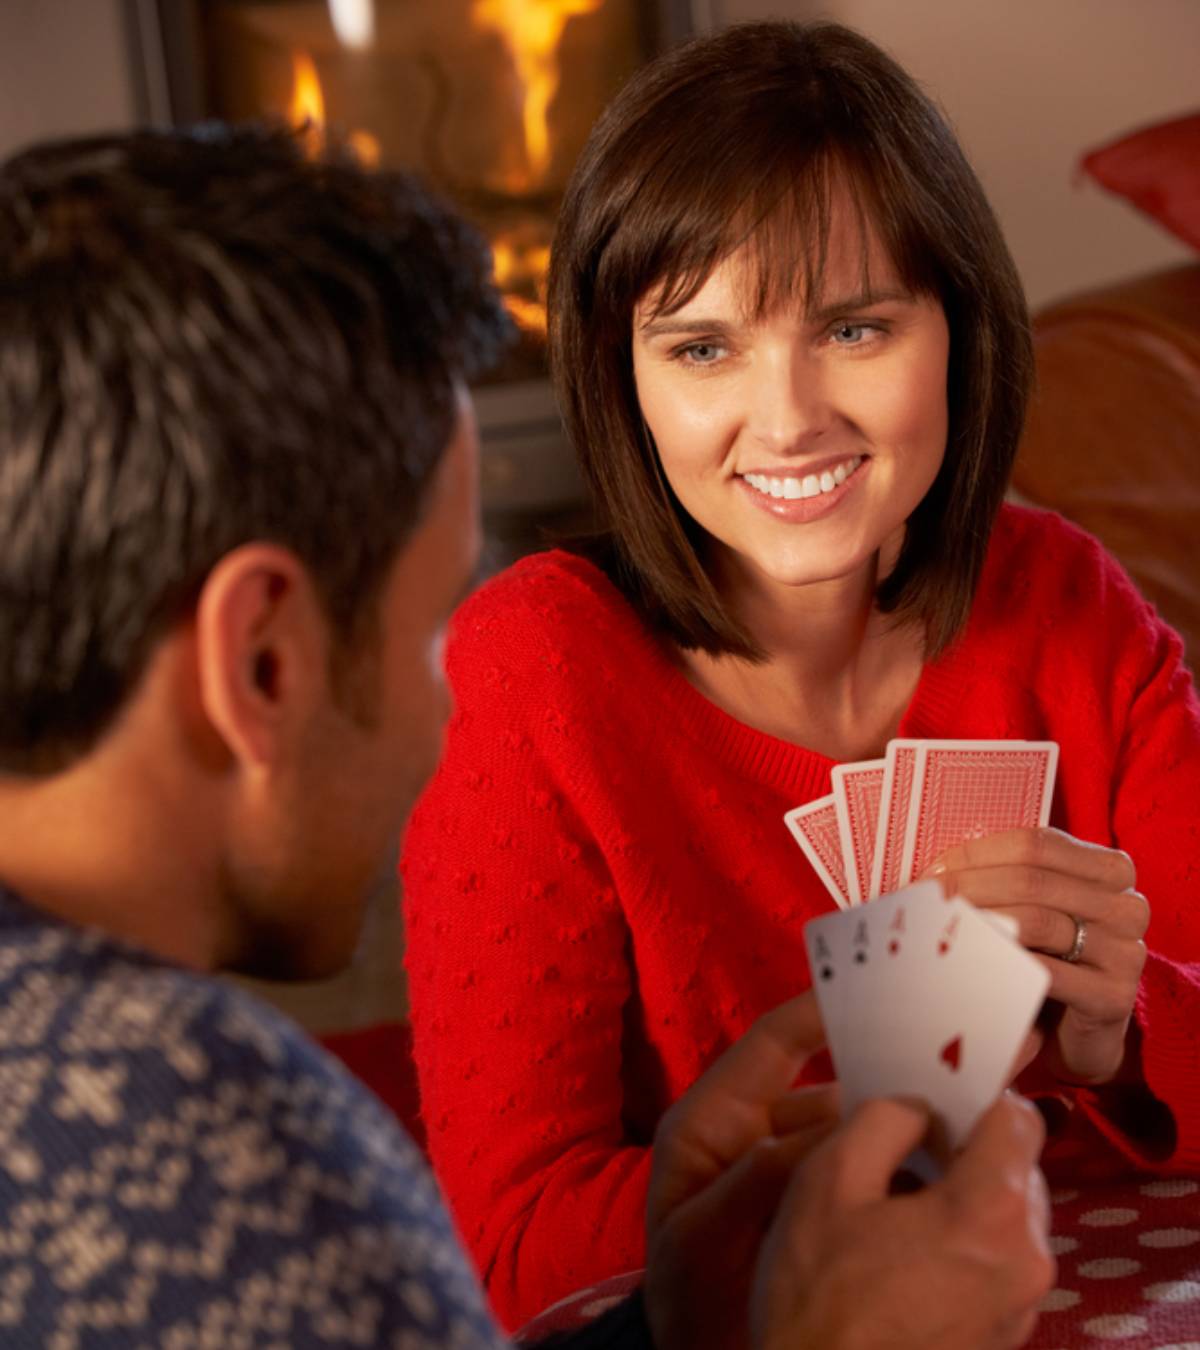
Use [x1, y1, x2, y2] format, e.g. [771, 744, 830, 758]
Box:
[193, 544, 330, 768]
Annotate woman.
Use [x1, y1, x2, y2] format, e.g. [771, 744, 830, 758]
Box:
[401, 20, 1200, 1332]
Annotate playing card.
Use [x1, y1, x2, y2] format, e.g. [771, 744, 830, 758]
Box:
[898, 740, 1059, 886]
[804, 899, 885, 1104]
[804, 905, 851, 1076]
[831, 758, 886, 905]
[814, 887, 1050, 1152]
[785, 794, 852, 909]
[820, 881, 947, 1106]
[870, 739, 921, 899]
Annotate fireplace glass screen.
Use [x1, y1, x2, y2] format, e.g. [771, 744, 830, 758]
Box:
[188, 1, 657, 380]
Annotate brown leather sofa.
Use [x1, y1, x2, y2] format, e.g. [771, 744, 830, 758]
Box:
[1012, 263, 1200, 672]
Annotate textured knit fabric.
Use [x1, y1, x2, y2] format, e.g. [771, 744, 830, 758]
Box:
[0, 884, 509, 1350]
[401, 504, 1200, 1332]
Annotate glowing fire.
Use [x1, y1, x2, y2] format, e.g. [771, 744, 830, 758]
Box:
[347, 128, 382, 169]
[285, 40, 549, 335]
[289, 51, 325, 152]
[472, 0, 602, 188]
[492, 234, 552, 333]
[286, 51, 380, 167]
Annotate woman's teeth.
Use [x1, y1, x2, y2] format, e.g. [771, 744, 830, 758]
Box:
[742, 456, 863, 500]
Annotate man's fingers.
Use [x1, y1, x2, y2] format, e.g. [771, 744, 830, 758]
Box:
[770, 1083, 840, 1137]
[667, 991, 826, 1129]
[792, 1097, 934, 1212]
[947, 1094, 1045, 1195]
[927, 827, 1135, 890]
[652, 1131, 811, 1256]
[648, 992, 828, 1230]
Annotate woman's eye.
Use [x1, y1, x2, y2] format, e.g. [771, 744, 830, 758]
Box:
[678, 341, 725, 365]
[830, 322, 877, 345]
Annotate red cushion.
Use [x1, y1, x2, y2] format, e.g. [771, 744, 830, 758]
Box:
[1081, 112, 1200, 251]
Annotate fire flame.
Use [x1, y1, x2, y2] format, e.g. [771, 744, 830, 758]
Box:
[472, 0, 602, 188]
[347, 129, 382, 168]
[286, 39, 549, 334]
[287, 51, 380, 167]
[492, 235, 552, 333]
[289, 51, 326, 151]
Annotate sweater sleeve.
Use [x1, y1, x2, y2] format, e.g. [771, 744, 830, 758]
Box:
[401, 583, 651, 1333]
[1070, 551, 1200, 1169]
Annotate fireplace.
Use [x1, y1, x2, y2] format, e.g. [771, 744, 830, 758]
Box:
[126, 0, 695, 562]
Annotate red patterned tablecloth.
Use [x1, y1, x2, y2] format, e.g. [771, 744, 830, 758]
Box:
[1032, 1176, 1200, 1347]
[516, 1177, 1200, 1347]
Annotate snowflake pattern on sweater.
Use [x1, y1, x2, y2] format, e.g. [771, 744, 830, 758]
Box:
[0, 885, 508, 1350]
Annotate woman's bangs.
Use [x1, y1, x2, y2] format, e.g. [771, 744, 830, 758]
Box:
[637, 149, 928, 324]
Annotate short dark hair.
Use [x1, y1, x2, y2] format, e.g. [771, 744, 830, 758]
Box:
[0, 125, 509, 774]
[549, 20, 1033, 661]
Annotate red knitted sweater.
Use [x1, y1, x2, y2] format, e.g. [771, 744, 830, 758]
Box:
[401, 505, 1200, 1332]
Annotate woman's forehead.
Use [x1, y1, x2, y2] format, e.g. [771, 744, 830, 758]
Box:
[636, 216, 905, 326]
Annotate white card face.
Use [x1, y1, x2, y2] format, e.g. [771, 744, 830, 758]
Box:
[898, 740, 1059, 887]
[785, 794, 852, 909]
[804, 906, 850, 1074]
[871, 740, 921, 899]
[807, 881, 944, 1106]
[829, 881, 947, 1106]
[807, 886, 1050, 1152]
[831, 758, 886, 905]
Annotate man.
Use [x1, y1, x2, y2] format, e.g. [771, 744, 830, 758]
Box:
[0, 126, 1053, 1348]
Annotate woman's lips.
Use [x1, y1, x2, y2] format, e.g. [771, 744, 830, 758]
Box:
[737, 454, 867, 522]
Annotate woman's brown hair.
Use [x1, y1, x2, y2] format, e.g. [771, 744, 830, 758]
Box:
[548, 20, 1033, 660]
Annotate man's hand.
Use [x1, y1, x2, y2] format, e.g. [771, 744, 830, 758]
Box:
[645, 991, 839, 1350]
[752, 1094, 1054, 1350]
[643, 990, 1054, 1350]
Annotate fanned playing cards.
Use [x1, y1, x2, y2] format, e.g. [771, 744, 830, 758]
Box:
[804, 880, 1051, 1151]
[786, 739, 1058, 908]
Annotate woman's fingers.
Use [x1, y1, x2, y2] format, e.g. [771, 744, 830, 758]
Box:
[923, 828, 1149, 1088]
[1027, 949, 1146, 1084]
[948, 868, 1147, 934]
[949, 872, 1149, 942]
[1035, 945, 1147, 1021]
[971, 903, 1145, 966]
[927, 826, 1136, 892]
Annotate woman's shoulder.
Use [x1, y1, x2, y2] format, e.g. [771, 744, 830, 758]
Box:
[973, 503, 1166, 663]
[985, 501, 1143, 607]
[446, 547, 649, 680]
[453, 547, 630, 632]
[990, 499, 1104, 562]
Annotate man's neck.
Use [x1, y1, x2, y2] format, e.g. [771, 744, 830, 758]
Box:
[0, 750, 225, 971]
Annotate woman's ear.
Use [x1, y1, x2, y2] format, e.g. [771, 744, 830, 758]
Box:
[192, 544, 330, 769]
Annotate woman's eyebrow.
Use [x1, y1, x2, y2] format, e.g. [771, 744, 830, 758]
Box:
[636, 316, 735, 339]
[806, 288, 913, 321]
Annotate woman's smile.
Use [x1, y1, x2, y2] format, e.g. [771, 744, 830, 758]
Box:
[738, 453, 867, 521]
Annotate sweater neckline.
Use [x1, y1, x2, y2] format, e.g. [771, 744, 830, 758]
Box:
[555, 551, 974, 800]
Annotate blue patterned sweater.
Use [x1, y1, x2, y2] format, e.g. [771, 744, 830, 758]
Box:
[0, 883, 511, 1349]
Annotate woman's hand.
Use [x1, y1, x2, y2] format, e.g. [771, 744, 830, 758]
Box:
[925, 827, 1149, 1086]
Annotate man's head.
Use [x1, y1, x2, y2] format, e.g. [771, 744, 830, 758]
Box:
[0, 126, 509, 976]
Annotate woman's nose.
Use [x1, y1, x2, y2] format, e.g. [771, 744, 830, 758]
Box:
[746, 350, 832, 454]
